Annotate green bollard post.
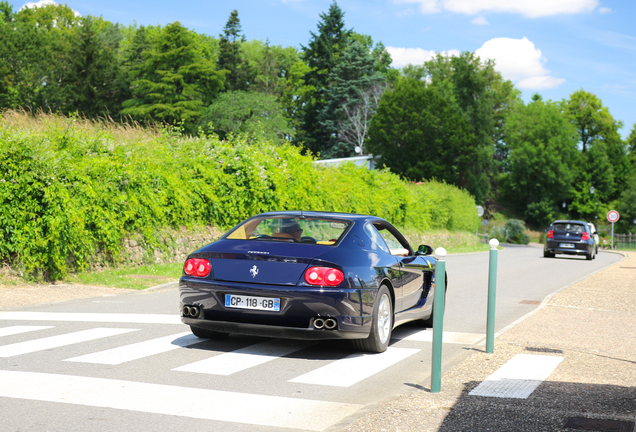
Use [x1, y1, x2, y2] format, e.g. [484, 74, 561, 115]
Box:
[431, 247, 447, 393]
[486, 238, 499, 354]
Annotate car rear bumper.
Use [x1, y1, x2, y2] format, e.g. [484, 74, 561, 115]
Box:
[179, 278, 376, 340]
[544, 240, 593, 255]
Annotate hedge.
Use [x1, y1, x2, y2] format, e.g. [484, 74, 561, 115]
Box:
[0, 112, 476, 279]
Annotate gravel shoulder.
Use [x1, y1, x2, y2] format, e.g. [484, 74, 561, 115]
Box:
[0, 283, 137, 308]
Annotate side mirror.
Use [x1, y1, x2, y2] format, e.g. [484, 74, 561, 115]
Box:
[416, 245, 433, 256]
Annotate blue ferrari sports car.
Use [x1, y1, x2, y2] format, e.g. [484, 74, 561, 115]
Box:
[179, 211, 444, 353]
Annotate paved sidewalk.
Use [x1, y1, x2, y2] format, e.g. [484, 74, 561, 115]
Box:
[341, 251, 636, 432]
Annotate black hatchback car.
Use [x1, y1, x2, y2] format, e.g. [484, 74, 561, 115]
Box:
[544, 220, 596, 260]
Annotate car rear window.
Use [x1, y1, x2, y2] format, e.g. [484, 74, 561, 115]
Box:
[224, 216, 351, 245]
[553, 223, 585, 233]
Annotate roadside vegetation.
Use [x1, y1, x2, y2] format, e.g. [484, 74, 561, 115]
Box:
[0, 111, 477, 282]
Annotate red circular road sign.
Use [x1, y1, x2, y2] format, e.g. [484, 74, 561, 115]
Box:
[607, 210, 620, 223]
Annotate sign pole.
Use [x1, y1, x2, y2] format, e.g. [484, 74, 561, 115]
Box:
[607, 210, 620, 249]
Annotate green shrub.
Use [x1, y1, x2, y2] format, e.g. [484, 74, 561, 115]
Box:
[0, 111, 477, 279]
[490, 219, 530, 245]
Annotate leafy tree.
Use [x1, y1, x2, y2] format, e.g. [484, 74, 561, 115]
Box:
[563, 90, 630, 214]
[616, 172, 636, 233]
[0, 1, 60, 111]
[121, 21, 226, 132]
[366, 77, 472, 186]
[422, 52, 520, 204]
[564, 89, 622, 153]
[298, 1, 351, 155]
[498, 95, 579, 226]
[217, 10, 252, 92]
[198, 90, 293, 142]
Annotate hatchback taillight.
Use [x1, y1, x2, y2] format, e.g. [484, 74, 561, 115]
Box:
[304, 267, 344, 287]
[184, 258, 211, 278]
[547, 230, 554, 239]
[581, 232, 590, 241]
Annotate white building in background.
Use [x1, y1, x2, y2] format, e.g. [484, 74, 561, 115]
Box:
[314, 155, 378, 170]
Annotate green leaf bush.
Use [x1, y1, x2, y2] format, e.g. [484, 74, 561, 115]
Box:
[0, 111, 476, 280]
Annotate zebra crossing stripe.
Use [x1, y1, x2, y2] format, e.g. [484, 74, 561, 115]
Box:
[0, 370, 363, 431]
[174, 339, 315, 375]
[65, 332, 199, 365]
[0, 311, 182, 324]
[0, 326, 54, 338]
[0, 328, 137, 357]
[290, 347, 420, 387]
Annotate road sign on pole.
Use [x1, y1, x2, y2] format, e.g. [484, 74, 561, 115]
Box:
[607, 210, 619, 249]
[607, 210, 620, 223]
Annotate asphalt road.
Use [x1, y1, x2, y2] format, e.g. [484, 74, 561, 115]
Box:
[0, 245, 622, 432]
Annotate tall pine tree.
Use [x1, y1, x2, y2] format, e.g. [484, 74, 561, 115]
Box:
[217, 10, 252, 92]
[298, 2, 351, 156]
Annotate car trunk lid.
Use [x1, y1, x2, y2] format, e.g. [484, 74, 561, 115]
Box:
[191, 240, 333, 285]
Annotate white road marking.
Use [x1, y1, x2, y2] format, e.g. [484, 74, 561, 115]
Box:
[400, 329, 485, 344]
[0, 328, 137, 357]
[469, 354, 564, 399]
[65, 332, 199, 365]
[0, 370, 362, 431]
[289, 347, 420, 387]
[174, 339, 315, 375]
[0, 326, 54, 338]
[0, 311, 182, 325]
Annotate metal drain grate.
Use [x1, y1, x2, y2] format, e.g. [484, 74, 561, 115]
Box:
[564, 417, 635, 432]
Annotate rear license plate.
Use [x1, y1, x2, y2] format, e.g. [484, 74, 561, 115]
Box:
[559, 243, 575, 248]
[225, 294, 280, 311]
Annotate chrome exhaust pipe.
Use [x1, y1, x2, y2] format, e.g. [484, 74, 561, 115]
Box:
[182, 305, 200, 318]
[324, 318, 337, 330]
[313, 318, 325, 329]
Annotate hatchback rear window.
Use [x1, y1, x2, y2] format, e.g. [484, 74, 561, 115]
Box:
[224, 216, 351, 245]
[553, 223, 585, 233]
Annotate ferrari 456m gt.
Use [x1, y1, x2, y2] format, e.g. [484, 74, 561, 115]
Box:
[179, 211, 445, 353]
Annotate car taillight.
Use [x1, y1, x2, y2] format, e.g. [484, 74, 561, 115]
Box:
[581, 232, 590, 240]
[304, 266, 344, 287]
[184, 258, 211, 278]
[547, 230, 554, 239]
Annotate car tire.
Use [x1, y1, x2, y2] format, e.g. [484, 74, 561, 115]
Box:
[352, 285, 393, 353]
[586, 251, 593, 260]
[190, 325, 230, 340]
[543, 250, 554, 258]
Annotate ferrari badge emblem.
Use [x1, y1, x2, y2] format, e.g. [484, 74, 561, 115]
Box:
[250, 265, 259, 278]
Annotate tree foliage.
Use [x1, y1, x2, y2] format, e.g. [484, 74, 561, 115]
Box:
[198, 90, 293, 142]
[121, 21, 225, 132]
[367, 77, 473, 186]
[499, 95, 579, 226]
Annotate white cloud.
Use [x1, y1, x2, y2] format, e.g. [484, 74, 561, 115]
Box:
[598, 7, 612, 13]
[20, 0, 80, 16]
[387, 47, 460, 68]
[20, 0, 56, 10]
[472, 16, 489, 25]
[396, 0, 599, 18]
[475, 37, 565, 90]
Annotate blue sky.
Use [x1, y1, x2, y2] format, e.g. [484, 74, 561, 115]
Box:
[15, 0, 636, 139]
